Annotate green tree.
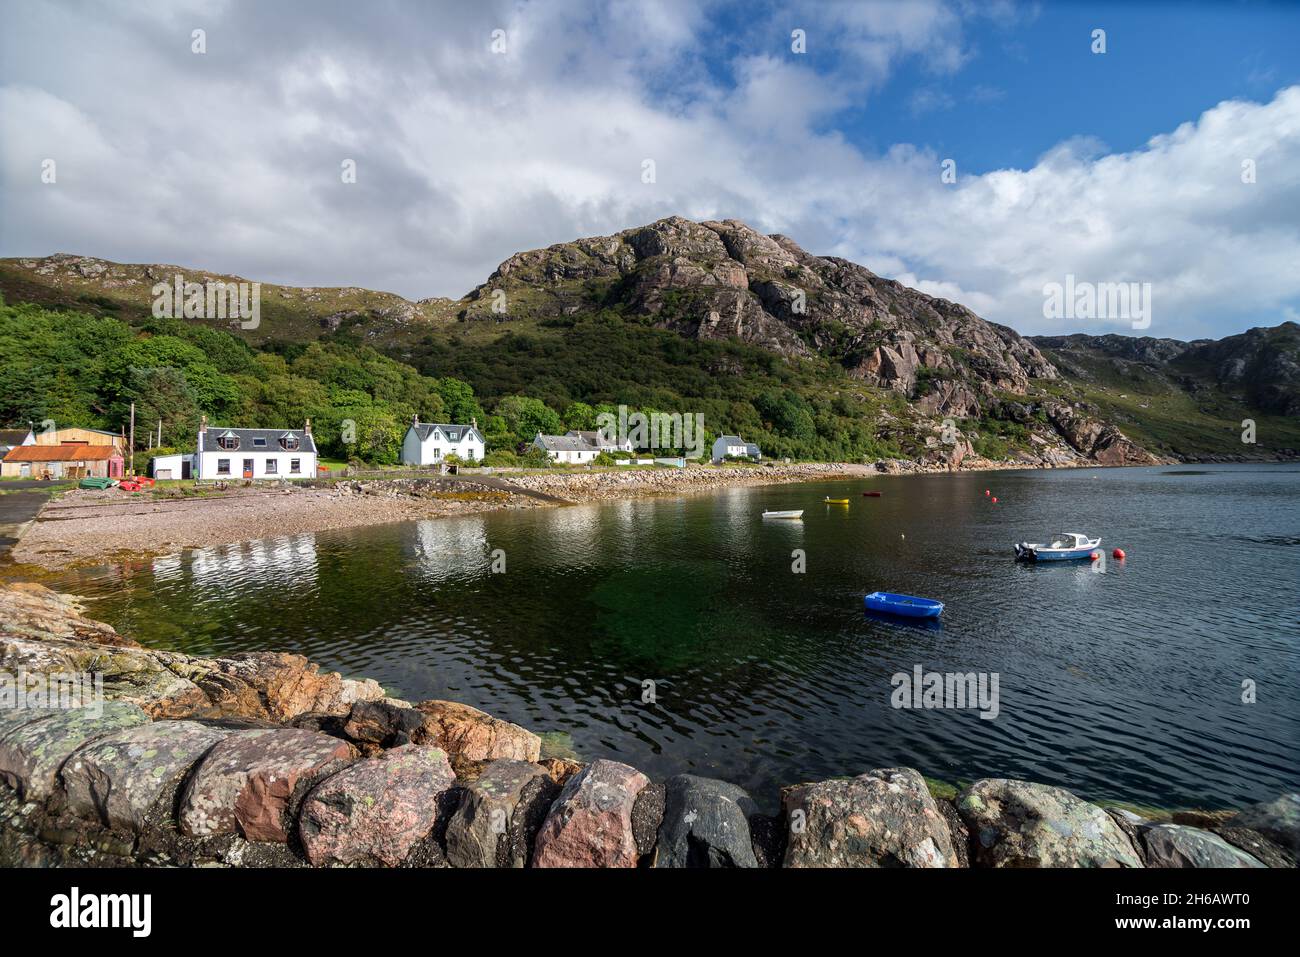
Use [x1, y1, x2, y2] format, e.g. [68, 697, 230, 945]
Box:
[493, 395, 563, 446]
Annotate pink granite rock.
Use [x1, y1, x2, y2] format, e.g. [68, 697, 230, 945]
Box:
[179, 728, 356, 842]
[299, 744, 455, 866]
[532, 759, 649, 868]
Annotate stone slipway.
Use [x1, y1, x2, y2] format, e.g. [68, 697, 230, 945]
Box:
[0, 582, 1295, 869]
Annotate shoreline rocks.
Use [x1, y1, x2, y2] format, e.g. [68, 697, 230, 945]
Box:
[1, 582, 1296, 869]
[299, 744, 455, 866]
[783, 768, 959, 868]
[957, 779, 1143, 868]
[532, 760, 649, 868]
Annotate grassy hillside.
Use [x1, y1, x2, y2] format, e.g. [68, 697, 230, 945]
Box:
[5, 245, 1297, 465]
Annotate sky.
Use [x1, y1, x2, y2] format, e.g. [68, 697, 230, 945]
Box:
[2, 0, 1298, 340]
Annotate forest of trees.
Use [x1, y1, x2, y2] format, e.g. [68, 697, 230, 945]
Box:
[0, 297, 911, 466]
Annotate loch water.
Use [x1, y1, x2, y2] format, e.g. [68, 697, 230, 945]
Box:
[44, 464, 1300, 812]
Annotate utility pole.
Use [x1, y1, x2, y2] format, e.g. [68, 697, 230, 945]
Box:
[129, 402, 135, 477]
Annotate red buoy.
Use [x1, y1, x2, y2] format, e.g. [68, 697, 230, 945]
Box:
[991, 496, 998, 503]
[985, 489, 990, 496]
[1113, 548, 1126, 560]
[1090, 551, 1100, 560]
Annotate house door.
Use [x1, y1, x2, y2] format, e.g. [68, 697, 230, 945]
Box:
[243, 459, 254, 478]
[181, 460, 192, 480]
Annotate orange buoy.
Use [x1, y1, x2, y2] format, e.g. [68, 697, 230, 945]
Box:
[1113, 548, 1126, 560]
[1090, 551, 1100, 560]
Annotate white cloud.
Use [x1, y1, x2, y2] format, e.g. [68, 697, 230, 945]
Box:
[1, 0, 1297, 341]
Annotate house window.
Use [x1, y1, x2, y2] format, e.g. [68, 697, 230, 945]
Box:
[432, 447, 440, 458]
[280, 434, 300, 451]
[265, 459, 278, 475]
[216, 432, 240, 451]
[290, 458, 301, 474]
[217, 459, 231, 475]
[253, 437, 267, 449]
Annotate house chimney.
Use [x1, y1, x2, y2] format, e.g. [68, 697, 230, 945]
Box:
[413, 414, 420, 427]
[471, 416, 477, 430]
[304, 417, 312, 435]
[198, 415, 207, 434]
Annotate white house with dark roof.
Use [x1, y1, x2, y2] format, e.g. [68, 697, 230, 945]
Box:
[193, 415, 318, 480]
[711, 434, 761, 463]
[533, 432, 602, 463]
[566, 429, 633, 453]
[400, 417, 484, 465]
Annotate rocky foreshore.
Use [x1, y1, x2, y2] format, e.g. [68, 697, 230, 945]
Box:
[1, 582, 1295, 869]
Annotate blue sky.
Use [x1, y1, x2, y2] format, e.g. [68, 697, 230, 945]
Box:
[833, 2, 1300, 173]
[2, 0, 1299, 340]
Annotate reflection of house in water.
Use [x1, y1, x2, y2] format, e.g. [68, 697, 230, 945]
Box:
[149, 553, 184, 584]
[187, 534, 319, 592]
[409, 518, 492, 583]
[527, 505, 605, 571]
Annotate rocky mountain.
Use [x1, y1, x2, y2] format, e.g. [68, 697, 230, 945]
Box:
[465, 216, 1057, 420]
[1033, 324, 1300, 416]
[6, 217, 1296, 464]
[1032, 323, 1300, 460]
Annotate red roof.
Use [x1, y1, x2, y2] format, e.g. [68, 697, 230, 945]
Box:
[3, 444, 121, 462]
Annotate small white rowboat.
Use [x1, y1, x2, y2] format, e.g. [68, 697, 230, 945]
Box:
[762, 509, 804, 519]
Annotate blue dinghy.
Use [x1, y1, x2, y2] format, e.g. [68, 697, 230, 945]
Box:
[863, 591, 944, 618]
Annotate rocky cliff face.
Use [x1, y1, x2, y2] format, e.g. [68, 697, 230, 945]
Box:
[1034, 322, 1300, 418]
[465, 216, 1056, 418]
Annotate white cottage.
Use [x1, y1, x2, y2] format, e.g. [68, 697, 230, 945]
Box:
[534, 433, 601, 464]
[566, 430, 634, 453]
[711, 434, 761, 463]
[400, 417, 485, 465]
[194, 416, 317, 480]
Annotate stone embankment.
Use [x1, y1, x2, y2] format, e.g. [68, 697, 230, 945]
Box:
[504, 461, 869, 501]
[1, 583, 1295, 869]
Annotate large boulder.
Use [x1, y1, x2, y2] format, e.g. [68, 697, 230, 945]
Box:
[654, 774, 758, 868]
[532, 759, 649, 868]
[179, 728, 356, 842]
[445, 759, 556, 868]
[957, 779, 1143, 867]
[0, 705, 61, 739]
[413, 700, 540, 764]
[299, 744, 455, 866]
[0, 702, 149, 800]
[1140, 824, 1265, 868]
[62, 720, 228, 833]
[0, 634, 208, 718]
[342, 698, 424, 748]
[1232, 793, 1300, 854]
[0, 582, 138, 647]
[170, 652, 383, 722]
[782, 768, 959, 868]
[1212, 826, 1296, 868]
